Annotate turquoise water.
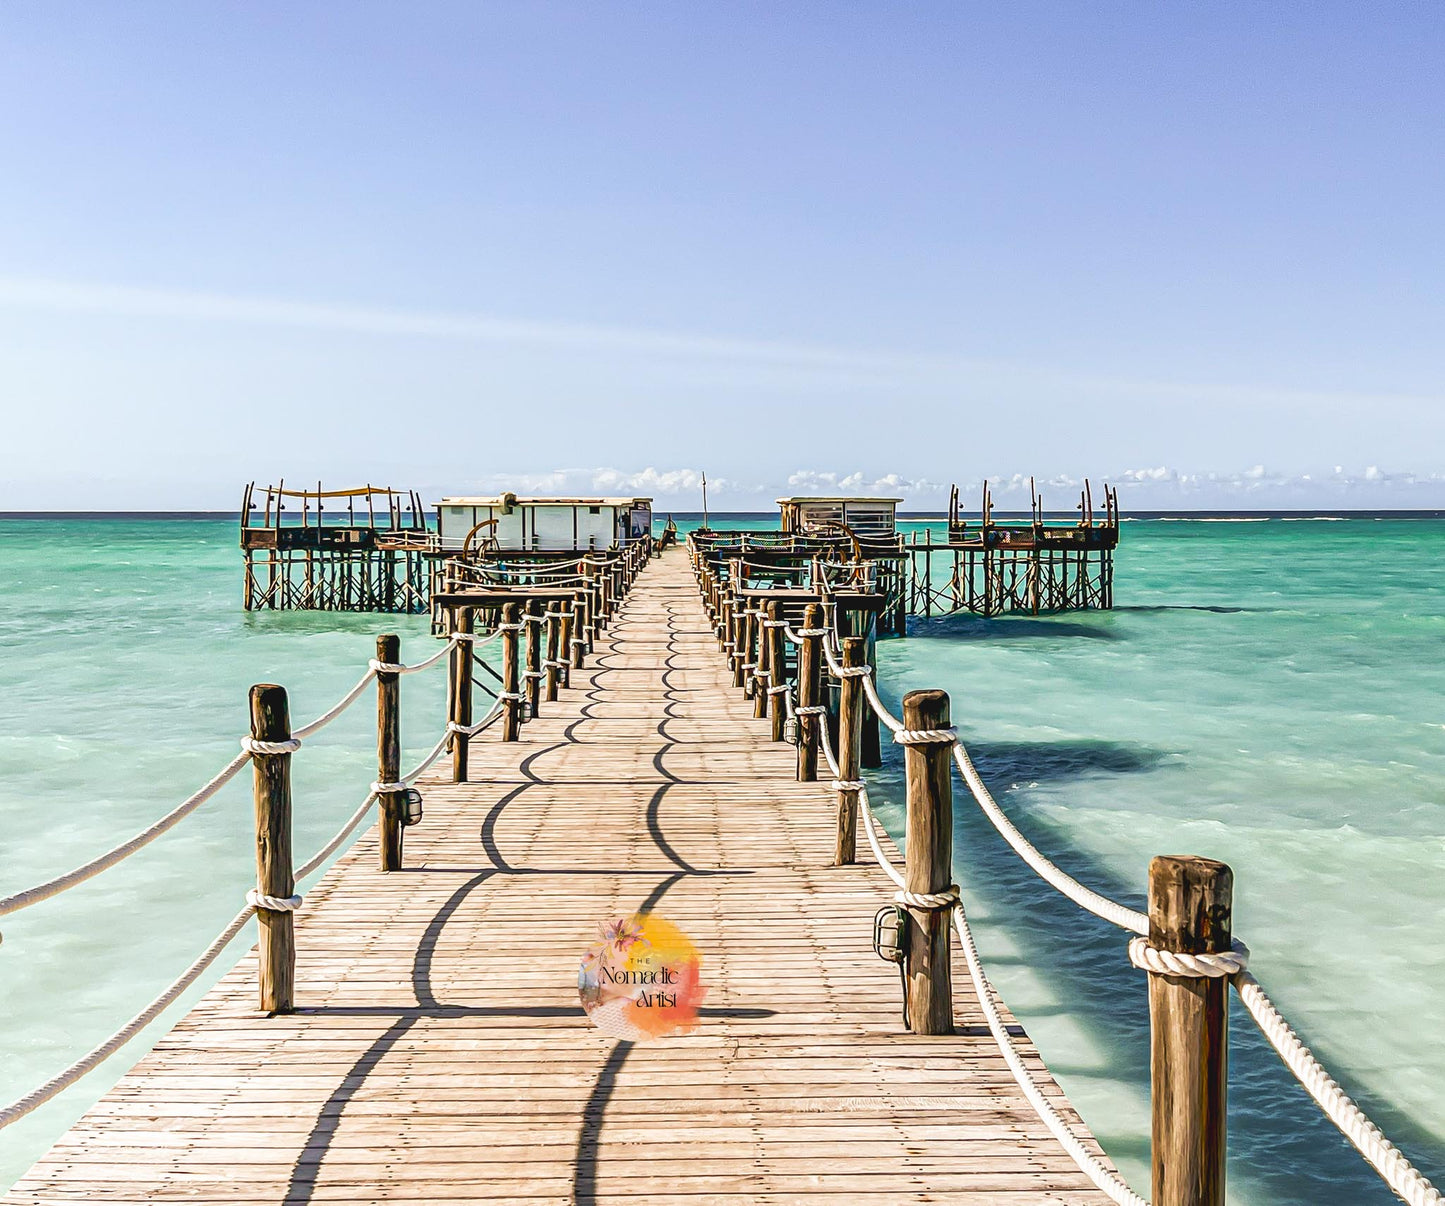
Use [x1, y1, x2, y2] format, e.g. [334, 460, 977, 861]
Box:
[2, 515, 1443, 1201]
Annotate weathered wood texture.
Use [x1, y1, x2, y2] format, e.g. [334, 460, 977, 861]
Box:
[6, 551, 1114, 1205]
[249, 684, 295, 1015]
[375, 634, 404, 872]
[1149, 854, 1233, 1206]
[449, 607, 474, 783]
[901, 689, 954, 1036]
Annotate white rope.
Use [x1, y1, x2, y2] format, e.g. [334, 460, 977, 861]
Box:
[398, 727, 456, 787]
[856, 784, 907, 889]
[706, 582, 1440, 1205]
[0, 704, 502, 1130]
[762, 619, 789, 628]
[496, 691, 526, 702]
[241, 736, 301, 755]
[0, 901, 259, 1129]
[1234, 972, 1442, 1205]
[446, 708, 505, 739]
[818, 709, 843, 777]
[818, 718, 907, 890]
[1127, 937, 1249, 978]
[368, 659, 408, 674]
[0, 749, 252, 919]
[448, 630, 504, 646]
[245, 889, 302, 912]
[371, 780, 409, 794]
[861, 674, 904, 733]
[895, 885, 960, 910]
[292, 668, 376, 739]
[795, 704, 828, 715]
[893, 726, 958, 745]
[295, 792, 379, 880]
[766, 683, 790, 696]
[950, 743, 1148, 935]
[951, 904, 1149, 1206]
[403, 639, 457, 674]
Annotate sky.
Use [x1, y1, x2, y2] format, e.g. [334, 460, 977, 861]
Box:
[0, 1, 1442, 511]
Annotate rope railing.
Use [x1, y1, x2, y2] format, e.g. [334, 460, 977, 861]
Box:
[0, 632, 478, 922]
[0, 663, 512, 1132]
[698, 545, 1440, 1206]
[810, 600, 1440, 1206]
[0, 900, 259, 1129]
[0, 543, 655, 1136]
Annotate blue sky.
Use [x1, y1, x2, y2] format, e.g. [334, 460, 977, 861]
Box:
[1, 2, 1442, 510]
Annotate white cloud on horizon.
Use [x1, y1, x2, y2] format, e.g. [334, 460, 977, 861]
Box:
[414, 463, 1445, 512]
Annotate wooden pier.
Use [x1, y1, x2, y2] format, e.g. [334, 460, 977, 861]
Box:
[241, 483, 437, 614]
[5, 550, 1115, 1204]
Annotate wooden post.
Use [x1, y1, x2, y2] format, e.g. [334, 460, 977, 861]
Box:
[796, 603, 822, 780]
[902, 689, 953, 1034]
[561, 602, 578, 678]
[249, 683, 295, 1014]
[598, 562, 613, 630]
[766, 600, 787, 741]
[730, 601, 746, 687]
[525, 600, 543, 719]
[544, 607, 562, 701]
[833, 635, 865, 864]
[861, 613, 882, 769]
[583, 564, 598, 652]
[376, 634, 404, 871]
[1148, 855, 1232, 1206]
[450, 608, 473, 783]
[752, 604, 769, 720]
[501, 603, 522, 740]
[742, 605, 757, 696]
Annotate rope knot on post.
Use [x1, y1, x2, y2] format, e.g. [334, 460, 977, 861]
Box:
[242, 736, 301, 756]
[368, 658, 407, 674]
[893, 726, 958, 746]
[246, 889, 303, 913]
[830, 778, 866, 792]
[894, 884, 960, 911]
[1128, 936, 1249, 978]
[371, 779, 409, 794]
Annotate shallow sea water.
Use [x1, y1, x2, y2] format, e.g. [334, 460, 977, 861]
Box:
[1, 514, 1442, 1201]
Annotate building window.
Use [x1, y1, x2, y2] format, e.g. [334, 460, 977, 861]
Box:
[589, 506, 601, 514]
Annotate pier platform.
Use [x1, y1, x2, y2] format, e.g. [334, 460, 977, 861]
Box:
[6, 552, 1113, 1204]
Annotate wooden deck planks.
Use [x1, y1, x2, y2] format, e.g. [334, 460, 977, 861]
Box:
[5, 550, 1113, 1204]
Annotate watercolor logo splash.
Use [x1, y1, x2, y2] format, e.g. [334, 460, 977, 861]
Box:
[578, 912, 706, 1041]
